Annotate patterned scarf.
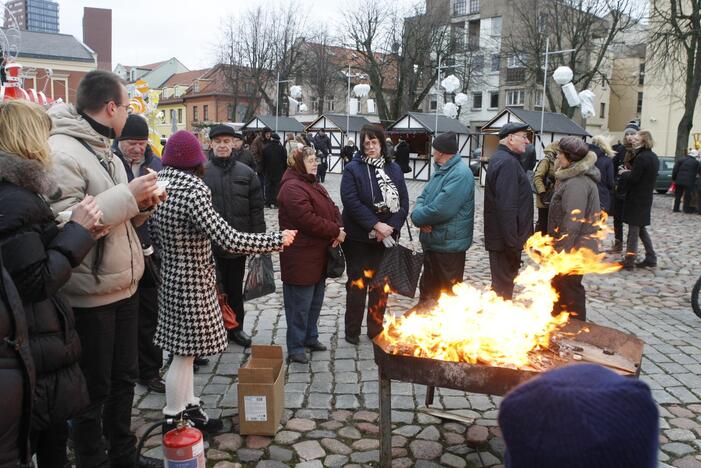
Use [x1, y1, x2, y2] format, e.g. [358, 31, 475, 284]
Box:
[362, 155, 400, 213]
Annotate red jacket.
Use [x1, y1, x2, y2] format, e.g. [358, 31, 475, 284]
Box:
[278, 169, 342, 285]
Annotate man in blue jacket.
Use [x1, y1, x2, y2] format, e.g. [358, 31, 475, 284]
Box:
[484, 122, 534, 299]
[411, 132, 474, 301]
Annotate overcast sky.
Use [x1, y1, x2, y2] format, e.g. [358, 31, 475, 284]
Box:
[59, 0, 416, 70]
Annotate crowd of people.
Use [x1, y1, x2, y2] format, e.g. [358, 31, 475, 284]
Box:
[0, 68, 671, 467]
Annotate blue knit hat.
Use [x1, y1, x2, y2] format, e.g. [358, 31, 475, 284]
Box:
[498, 364, 658, 468]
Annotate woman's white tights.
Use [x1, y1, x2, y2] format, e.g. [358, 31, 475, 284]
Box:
[163, 355, 199, 416]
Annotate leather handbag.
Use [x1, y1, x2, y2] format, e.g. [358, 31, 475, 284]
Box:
[370, 222, 423, 298]
[244, 254, 276, 300]
[326, 244, 345, 278]
[217, 290, 239, 329]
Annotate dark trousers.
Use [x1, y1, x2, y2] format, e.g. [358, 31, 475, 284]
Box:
[283, 280, 325, 355]
[488, 249, 522, 300]
[31, 422, 68, 468]
[612, 197, 624, 242]
[266, 177, 281, 206]
[625, 224, 656, 264]
[551, 274, 586, 321]
[137, 285, 161, 381]
[258, 173, 266, 200]
[71, 295, 139, 468]
[536, 207, 549, 235]
[419, 250, 466, 302]
[344, 240, 387, 339]
[698, 187, 701, 214]
[674, 184, 694, 212]
[215, 255, 246, 330]
[316, 157, 327, 183]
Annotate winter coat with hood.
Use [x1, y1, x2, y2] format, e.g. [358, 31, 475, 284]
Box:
[0, 151, 92, 432]
[672, 155, 700, 188]
[411, 153, 474, 253]
[313, 133, 332, 156]
[547, 152, 601, 253]
[203, 151, 265, 259]
[47, 103, 147, 308]
[277, 169, 342, 285]
[588, 143, 614, 213]
[620, 148, 659, 227]
[340, 154, 409, 243]
[484, 144, 534, 252]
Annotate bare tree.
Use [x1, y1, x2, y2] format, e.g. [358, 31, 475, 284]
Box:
[502, 0, 642, 118]
[298, 32, 345, 115]
[648, 0, 701, 157]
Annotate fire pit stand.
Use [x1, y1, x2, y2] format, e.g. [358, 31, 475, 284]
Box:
[373, 319, 644, 468]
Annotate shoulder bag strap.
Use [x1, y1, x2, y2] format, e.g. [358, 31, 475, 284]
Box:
[75, 138, 117, 184]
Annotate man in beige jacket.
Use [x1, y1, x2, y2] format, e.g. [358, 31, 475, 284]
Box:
[48, 70, 162, 468]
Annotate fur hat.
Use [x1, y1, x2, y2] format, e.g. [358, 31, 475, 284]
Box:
[162, 130, 207, 168]
[432, 132, 458, 154]
[558, 136, 589, 162]
[499, 364, 659, 468]
[118, 114, 149, 141]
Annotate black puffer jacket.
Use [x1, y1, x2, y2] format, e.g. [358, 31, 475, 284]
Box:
[203, 154, 265, 259]
[0, 151, 93, 432]
[207, 148, 256, 172]
[0, 251, 34, 466]
[672, 155, 700, 188]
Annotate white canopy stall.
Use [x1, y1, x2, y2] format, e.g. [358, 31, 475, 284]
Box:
[240, 115, 305, 143]
[305, 114, 373, 174]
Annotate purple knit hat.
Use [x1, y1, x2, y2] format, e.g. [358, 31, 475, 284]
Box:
[162, 130, 207, 168]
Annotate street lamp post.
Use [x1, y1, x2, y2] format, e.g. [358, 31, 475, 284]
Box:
[344, 64, 365, 142]
[434, 54, 453, 135]
[539, 37, 575, 142]
[275, 70, 294, 134]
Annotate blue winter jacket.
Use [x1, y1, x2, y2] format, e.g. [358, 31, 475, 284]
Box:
[340, 155, 409, 243]
[411, 154, 475, 253]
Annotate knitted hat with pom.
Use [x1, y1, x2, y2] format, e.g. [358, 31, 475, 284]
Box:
[161, 130, 207, 168]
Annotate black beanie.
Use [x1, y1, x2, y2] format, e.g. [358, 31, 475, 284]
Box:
[118, 114, 149, 141]
[432, 132, 458, 154]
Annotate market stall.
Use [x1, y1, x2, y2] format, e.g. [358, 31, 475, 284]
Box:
[305, 114, 373, 174]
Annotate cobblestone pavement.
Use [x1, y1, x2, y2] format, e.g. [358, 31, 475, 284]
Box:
[133, 173, 701, 467]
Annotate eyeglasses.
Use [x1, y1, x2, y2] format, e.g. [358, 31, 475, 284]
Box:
[106, 100, 132, 114]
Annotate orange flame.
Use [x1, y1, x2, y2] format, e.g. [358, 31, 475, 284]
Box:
[351, 278, 365, 289]
[363, 270, 374, 279]
[379, 213, 620, 368]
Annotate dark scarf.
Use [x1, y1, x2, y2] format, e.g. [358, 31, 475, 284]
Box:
[79, 112, 116, 139]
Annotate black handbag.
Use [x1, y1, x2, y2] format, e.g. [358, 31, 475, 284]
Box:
[244, 254, 276, 300]
[326, 244, 345, 278]
[370, 222, 423, 298]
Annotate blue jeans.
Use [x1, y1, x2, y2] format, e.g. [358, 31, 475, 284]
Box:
[283, 281, 325, 355]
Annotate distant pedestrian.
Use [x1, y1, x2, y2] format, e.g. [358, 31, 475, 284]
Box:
[610, 123, 638, 252]
[484, 123, 534, 300]
[341, 138, 358, 165]
[589, 135, 615, 214]
[693, 150, 701, 214]
[385, 138, 395, 159]
[532, 142, 559, 234]
[313, 130, 332, 182]
[262, 133, 287, 208]
[394, 138, 411, 174]
[671, 149, 700, 213]
[411, 132, 474, 301]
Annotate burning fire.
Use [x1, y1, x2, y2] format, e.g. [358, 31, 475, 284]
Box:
[378, 213, 620, 369]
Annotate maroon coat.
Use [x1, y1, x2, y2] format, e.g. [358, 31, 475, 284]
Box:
[278, 169, 342, 285]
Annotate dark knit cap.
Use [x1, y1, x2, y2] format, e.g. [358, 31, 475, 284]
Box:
[118, 114, 149, 141]
[162, 130, 207, 169]
[499, 364, 659, 468]
[432, 132, 458, 154]
[272, 133, 281, 140]
[498, 122, 530, 139]
[559, 136, 589, 162]
[624, 121, 640, 134]
[209, 124, 239, 140]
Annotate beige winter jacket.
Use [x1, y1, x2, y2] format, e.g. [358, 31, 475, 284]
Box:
[47, 103, 145, 308]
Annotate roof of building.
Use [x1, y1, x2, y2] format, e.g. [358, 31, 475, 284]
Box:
[388, 112, 470, 134]
[118, 60, 167, 71]
[1, 29, 95, 63]
[241, 115, 305, 133]
[482, 107, 590, 137]
[162, 68, 210, 88]
[309, 114, 372, 132]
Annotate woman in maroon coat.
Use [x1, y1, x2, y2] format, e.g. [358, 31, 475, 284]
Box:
[278, 147, 345, 363]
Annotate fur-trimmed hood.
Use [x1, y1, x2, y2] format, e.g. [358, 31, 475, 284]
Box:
[555, 151, 600, 183]
[0, 150, 57, 196]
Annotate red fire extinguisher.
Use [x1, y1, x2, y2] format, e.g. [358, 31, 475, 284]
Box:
[162, 421, 205, 467]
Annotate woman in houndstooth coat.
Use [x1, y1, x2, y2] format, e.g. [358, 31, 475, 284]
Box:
[149, 131, 296, 432]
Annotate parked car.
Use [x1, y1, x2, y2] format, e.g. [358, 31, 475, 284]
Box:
[656, 156, 675, 193]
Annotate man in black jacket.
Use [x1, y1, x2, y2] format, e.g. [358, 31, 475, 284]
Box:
[484, 122, 534, 299]
[262, 133, 287, 208]
[313, 130, 332, 183]
[209, 125, 256, 171]
[113, 115, 166, 394]
[203, 135, 266, 347]
[672, 150, 700, 213]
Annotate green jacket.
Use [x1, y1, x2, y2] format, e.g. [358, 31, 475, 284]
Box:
[411, 153, 474, 253]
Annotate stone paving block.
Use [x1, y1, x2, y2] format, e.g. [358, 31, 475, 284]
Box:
[268, 445, 294, 462]
[350, 450, 380, 463]
[293, 440, 326, 461]
[307, 393, 333, 409]
[334, 359, 356, 371]
[334, 394, 360, 409]
[323, 454, 348, 467]
[286, 392, 305, 409]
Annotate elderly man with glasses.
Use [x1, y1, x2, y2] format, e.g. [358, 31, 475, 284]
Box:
[483, 122, 534, 300]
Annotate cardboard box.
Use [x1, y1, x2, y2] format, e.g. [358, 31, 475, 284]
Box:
[237, 345, 285, 436]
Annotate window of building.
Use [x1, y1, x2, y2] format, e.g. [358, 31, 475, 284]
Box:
[193, 81, 200, 93]
[203, 105, 209, 121]
[469, 0, 480, 14]
[506, 89, 524, 106]
[451, 22, 465, 48]
[473, 54, 484, 73]
[535, 90, 544, 108]
[453, 0, 466, 16]
[491, 16, 502, 36]
[468, 20, 480, 50]
[472, 92, 482, 109]
[507, 54, 524, 68]
[489, 91, 499, 109]
[227, 104, 234, 120]
[636, 92, 643, 115]
[491, 54, 500, 72]
[177, 108, 183, 123]
[599, 102, 606, 119]
[327, 96, 335, 112]
[193, 106, 199, 122]
[638, 63, 645, 86]
[310, 96, 318, 112]
[430, 96, 437, 111]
